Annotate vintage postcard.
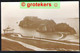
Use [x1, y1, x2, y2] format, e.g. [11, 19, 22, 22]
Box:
[1, 1, 79, 51]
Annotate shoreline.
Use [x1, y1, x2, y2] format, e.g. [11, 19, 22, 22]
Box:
[2, 33, 79, 44]
[1, 34, 79, 51]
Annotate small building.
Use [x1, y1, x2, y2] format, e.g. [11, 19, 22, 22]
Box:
[3, 26, 14, 34]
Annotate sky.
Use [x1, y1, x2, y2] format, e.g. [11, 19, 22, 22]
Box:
[1, 1, 79, 20]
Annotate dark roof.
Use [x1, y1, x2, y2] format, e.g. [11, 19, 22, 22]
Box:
[3, 26, 14, 31]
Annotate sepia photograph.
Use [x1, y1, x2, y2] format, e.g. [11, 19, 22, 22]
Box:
[1, 1, 79, 51]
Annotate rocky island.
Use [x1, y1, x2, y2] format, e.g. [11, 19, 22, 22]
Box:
[19, 16, 76, 34]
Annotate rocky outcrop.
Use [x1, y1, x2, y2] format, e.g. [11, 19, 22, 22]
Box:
[19, 16, 42, 29]
[55, 23, 76, 34]
[36, 20, 56, 32]
[19, 16, 76, 34]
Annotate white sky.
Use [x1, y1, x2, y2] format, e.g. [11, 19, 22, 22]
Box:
[1, 1, 79, 20]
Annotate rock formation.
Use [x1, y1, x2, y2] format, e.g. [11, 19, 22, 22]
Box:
[55, 23, 76, 34]
[19, 16, 76, 34]
[36, 19, 56, 32]
[19, 16, 41, 29]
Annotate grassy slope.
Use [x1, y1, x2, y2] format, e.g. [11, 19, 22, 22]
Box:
[1, 39, 34, 51]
